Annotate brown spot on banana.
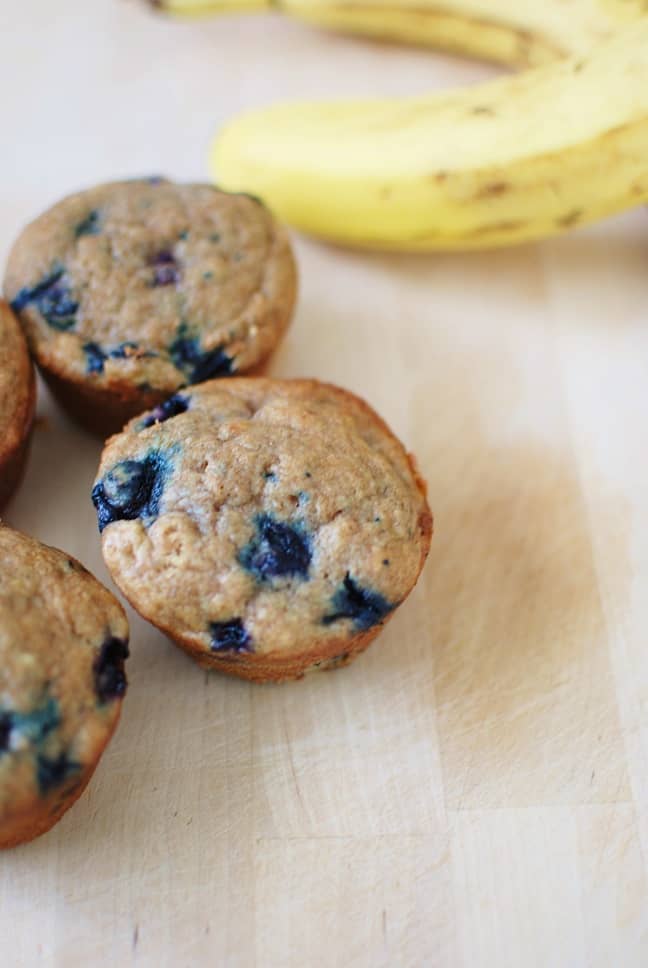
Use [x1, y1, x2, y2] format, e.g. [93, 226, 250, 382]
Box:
[514, 28, 547, 65]
[468, 219, 526, 237]
[556, 209, 583, 229]
[475, 181, 510, 199]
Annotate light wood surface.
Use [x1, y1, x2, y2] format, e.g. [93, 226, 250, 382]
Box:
[1, 2, 648, 965]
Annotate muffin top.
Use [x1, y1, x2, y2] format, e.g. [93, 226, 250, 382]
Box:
[0, 301, 35, 466]
[93, 378, 431, 664]
[0, 526, 129, 825]
[4, 179, 296, 395]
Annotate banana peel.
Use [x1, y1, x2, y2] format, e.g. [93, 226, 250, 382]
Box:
[212, 24, 648, 250]
[152, 0, 646, 67]
[151, 0, 648, 250]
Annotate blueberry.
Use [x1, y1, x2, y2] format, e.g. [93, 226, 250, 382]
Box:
[75, 209, 101, 237]
[92, 451, 170, 532]
[39, 284, 78, 330]
[84, 341, 149, 374]
[0, 712, 12, 754]
[140, 394, 189, 429]
[240, 514, 311, 582]
[1, 697, 62, 758]
[323, 574, 393, 631]
[2, 699, 81, 794]
[14, 696, 60, 744]
[84, 341, 107, 374]
[210, 619, 253, 653]
[109, 341, 140, 360]
[10, 269, 63, 313]
[94, 636, 129, 703]
[150, 249, 180, 287]
[37, 752, 79, 795]
[169, 326, 232, 384]
[10, 267, 78, 330]
[190, 346, 233, 383]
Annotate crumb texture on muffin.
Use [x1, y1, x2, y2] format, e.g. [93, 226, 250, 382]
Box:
[4, 179, 296, 401]
[0, 526, 129, 848]
[0, 301, 36, 507]
[94, 378, 431, 679]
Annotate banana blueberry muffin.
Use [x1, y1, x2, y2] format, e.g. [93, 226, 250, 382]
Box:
[4, 178, 297, 436]
[0, 301, 36, 508]
[92, 378, 431, 682]
[0, 525, 129, 848]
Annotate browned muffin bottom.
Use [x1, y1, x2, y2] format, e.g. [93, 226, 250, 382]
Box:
[0, 301, 36, 508]
[4, 178, 297, 436]
[92, 378, 432, 682]
[0, 525, 129, 848]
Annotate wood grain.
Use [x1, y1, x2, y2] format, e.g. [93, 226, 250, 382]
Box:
[1, 1, 647, 965]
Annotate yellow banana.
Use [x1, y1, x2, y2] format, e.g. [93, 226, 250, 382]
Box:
[211, 23, 648, 251]
[151, 0, 648, 250]
[152, 0, 646, 68]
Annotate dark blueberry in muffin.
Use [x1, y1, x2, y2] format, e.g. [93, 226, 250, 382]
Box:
[36, 752, 79, 795]
[323, 574, 393, 631]
[75, 210, 101, 238]
[94, 637, 130, 703]
[0, 713, 12, 754]
[140, 394, 189, 429]
[210, 619, 253, 654]
[240, 514, 311, 582]
[169, 326, 232, 384]
[84, 341, 148, 373]
[84, 342, 107, 374]
[150, 250, 180, 287]
[110, 341, 141, 360]
[15, 696, 60, 744]
[92, 451, 170, 531]
[10, 268, 78, 330]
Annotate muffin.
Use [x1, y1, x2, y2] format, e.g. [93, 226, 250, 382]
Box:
[0, 301, 36, 508]
[0, 525, 129, 848]
[92, 378, 431, 682]
[4, 178, 297, 436]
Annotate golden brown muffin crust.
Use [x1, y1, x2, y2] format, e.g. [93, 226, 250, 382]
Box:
[0, 301, 35, 507]
[93, 378, 431, 681]
[0, 526, 129, 848]
[4, 179, 296, 434]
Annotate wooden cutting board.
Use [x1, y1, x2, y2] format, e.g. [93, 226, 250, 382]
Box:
[1, 2, 647, 964]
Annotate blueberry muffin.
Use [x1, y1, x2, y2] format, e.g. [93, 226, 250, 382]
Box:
[0, 301, 36, 508]
[92, 379, 431, 682]
[4, 179, 297, 436]
[0, 525, 129, 848]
